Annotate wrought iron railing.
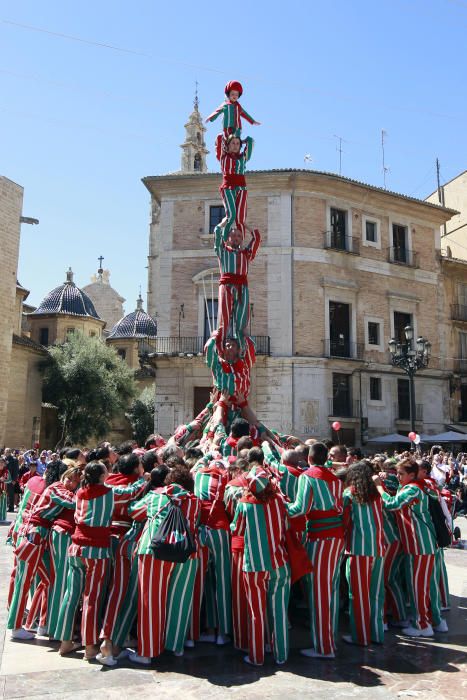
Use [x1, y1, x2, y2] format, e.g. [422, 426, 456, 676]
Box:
[328, 398, 361, 418]
[393, 402, 424, 421]
[138, 335, 271, 358]
[387, 246, 418, 267]
[322, 339, 364, 360]
[451, 305, 467, 322]
[323, 231, 360, 255]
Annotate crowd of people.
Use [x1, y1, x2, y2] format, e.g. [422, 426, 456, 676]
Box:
[1, 395, 463, 668]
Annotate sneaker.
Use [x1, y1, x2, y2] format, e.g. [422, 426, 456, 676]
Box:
[116, 648, 131, 660]
[11, 628, 35, 640]
[184, 639, 195, 649]
[433, 619, 449, 633]
[199, 633, 216, 643]
[243, 655, 262, 666]
[391, 619, 410, 628]
[128, 652, 151, 665]
[96, 653, 118, 667]
[300, 647, 335, 659]
[36, 626, 48, 636]
[401, 624, 434, 638]
[216, 634, 230, 646]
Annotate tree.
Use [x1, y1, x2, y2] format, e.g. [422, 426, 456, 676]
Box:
[126, 387, 155, 446]
[40, 331, 136, 447]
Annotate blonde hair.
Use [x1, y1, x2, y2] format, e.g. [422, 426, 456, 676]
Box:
[61, 466, 82, 483]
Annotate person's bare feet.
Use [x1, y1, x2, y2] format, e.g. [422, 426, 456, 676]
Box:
[59, 640, 80, 656]
[84, 643, 99, 660]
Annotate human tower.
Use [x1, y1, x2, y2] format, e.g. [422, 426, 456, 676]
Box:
[203, 80, 261, 416]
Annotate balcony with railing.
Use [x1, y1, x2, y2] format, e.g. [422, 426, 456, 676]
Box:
[451, 304, 467, 322]
[322, 339, 364, 360]
[138, 335, 271, 359]
[387, 246, 418, 268]
[393, 403, 424, 422]
[454, 358, 467, 375]
[323, 231, 359, 255]
[328, 398, 361, 419]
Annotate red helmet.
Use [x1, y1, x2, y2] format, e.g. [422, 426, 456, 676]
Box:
[225, 80, 243, 97]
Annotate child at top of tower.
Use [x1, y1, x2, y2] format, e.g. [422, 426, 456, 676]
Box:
[206, 81, 260, 137]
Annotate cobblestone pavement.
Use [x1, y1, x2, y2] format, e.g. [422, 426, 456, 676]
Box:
[0, 519, 466, 700]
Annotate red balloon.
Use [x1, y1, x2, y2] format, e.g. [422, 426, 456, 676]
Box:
[408, 431, 417, 441]
[332, 421, 341, 431]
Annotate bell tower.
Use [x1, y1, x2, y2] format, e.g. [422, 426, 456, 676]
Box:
[180, 84, 209, 173]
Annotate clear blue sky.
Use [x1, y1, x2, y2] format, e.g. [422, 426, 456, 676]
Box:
[2, 0, 466, 313]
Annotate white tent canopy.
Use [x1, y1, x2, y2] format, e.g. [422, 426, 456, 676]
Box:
[367, 433, 412, 444]
[421, 431, 467, 443]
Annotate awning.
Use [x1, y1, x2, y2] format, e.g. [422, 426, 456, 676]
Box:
[367, 433, 412, 444]
[421, 430, 467, 443]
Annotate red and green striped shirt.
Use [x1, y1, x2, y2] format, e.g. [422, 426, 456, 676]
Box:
[287, 466, 344, 540]
[343, 488, 385, 556]
[231, 493, 288, 572]
[381, 481, 437, 555]
[216, 135, 254, 177]
[206, 100, 256, 135]
[205, 335, 256, 399]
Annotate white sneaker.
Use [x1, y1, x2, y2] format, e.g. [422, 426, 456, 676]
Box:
[198, 633, 216, 643]
[401, 624, 434, 638]
[216, 634, 230, 646]
[11, 628, 35, 640]
[433, 619, 449, 633]
[36, 626, 48, 636]
[243, 655, 262, 666]
[300, 647, 335, 659]
[96, 653, 117, 667]
[128, 652, 151, 665]
[184, 639, 195, 649]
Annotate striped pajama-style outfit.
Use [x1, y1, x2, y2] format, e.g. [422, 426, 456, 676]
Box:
[189, 542, 209, 640]
[7, 482, 75, 632]
[438, 548, 450, 608]
[216, 135, 254, 238]
[287, 465, 345, 656]
[382, 475, 407, 623]
[0, 474, 7, 521]
[194, 465, 232, 636]
[224, 476, 249, 651]
[98, 475, 146, 643]
[206, 99, 257, 137]
[382, 481, 438, 630]
[213, 224, 261, 356]
[204, 335, 256, 402]
[343, 488, 386, 645]
[56, 484, 114, 645]
[231, 494, 291, 665]
[135, 485, 201, 658]
[47, 529, 72, 638]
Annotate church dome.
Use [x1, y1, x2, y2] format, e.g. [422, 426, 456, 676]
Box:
[108, 295, 157, 339]
[34, 268, 101, 319]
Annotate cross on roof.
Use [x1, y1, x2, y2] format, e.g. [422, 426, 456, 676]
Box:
[98, 255, 104, 271]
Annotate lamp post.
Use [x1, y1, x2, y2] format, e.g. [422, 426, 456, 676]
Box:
[388, 325, 431, 434]
[178, 303, 185, 352]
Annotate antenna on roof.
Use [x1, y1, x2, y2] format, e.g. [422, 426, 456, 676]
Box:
[381, 129, 389, 189]
[333, 135, 346, 176]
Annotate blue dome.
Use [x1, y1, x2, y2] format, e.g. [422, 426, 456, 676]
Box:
[108, 297, 157, 339]
[33, 268, 101, 320]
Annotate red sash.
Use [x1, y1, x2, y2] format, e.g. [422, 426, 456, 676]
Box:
[221, 174, 246, 188]
[72, 523, 111, 549]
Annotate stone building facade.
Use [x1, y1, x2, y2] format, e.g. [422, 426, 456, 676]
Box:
[144, 147, 456, 441]
[426, 170, 467, 260]
[82, 269, 126, 335]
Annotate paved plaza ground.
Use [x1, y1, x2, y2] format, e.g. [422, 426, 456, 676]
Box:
[0, 519, 466, 700]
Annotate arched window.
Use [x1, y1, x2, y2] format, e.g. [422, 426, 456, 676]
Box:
[193, 153, 201, 171]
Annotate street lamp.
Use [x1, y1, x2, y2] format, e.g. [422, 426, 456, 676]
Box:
[178, 303, 185, 352]
[388, 325, 431, 433]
